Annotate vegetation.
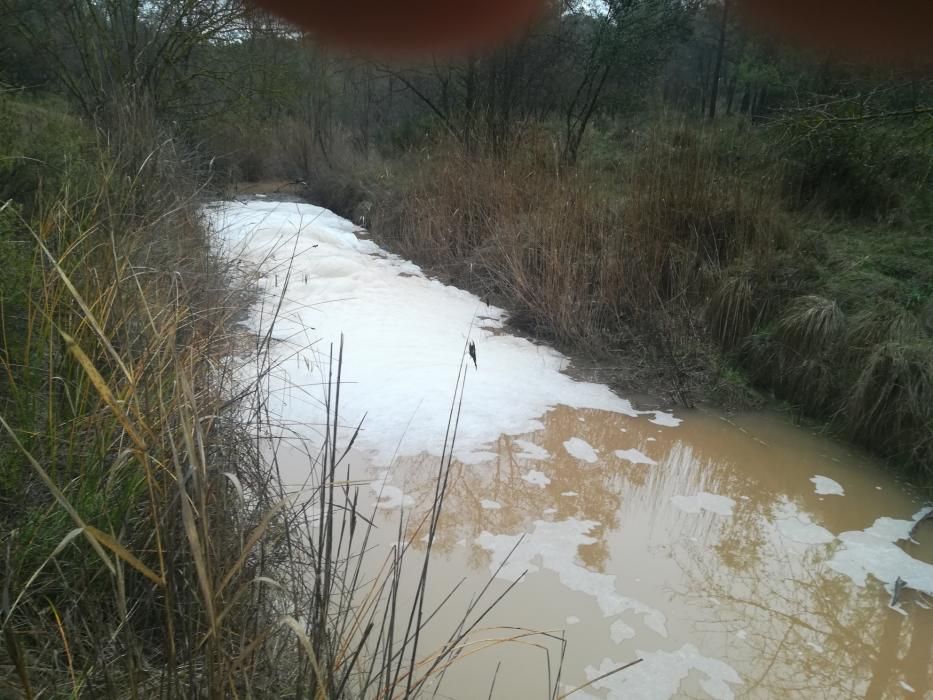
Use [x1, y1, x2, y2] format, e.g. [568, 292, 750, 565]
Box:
[225, 4, 929, 485]
[0, 7, 549, 697]
[0, 90, 550, 697]
[316, 112, 932, 482]
[1, 0, 932, 696]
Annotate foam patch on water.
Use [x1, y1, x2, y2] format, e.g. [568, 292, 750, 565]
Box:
[513, 439, 550, 461]
[476, 519, 667, 636]
[610, 620, 636, 643]
[671, 492, 735, 517]
[772, 500, 835, 545]
[810, 475, 845, 496]
[480, 499, 502, 510]
[583, 644, 742, 700]
[457, 450, 500, 465]
[828, 506, 933, 595]
[370, 471, 414, 509]
[645, 411, 682, 427]
[613, 448, 657, 466]
[521, 470, 551, 487]
[208, 200, 681, 466]
[564, 437, 598, 463]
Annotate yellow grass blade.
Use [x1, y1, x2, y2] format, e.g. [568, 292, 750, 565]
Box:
[200, 576, 285, 648]
[61, 331, 148, 451]
[84, 525, 164, 586]
[280, 615, 329, 700]
[29, 229, 135, 384]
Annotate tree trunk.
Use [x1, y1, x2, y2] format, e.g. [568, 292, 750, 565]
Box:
[561, 62, 611, 166]
[725, 72, 738, 115]
[464, 55, 478, 153]
[708, 0, 729, 120]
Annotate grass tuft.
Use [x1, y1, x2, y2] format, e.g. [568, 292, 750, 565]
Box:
[776, 295, 846, 357]
[845, 341, 933, 476]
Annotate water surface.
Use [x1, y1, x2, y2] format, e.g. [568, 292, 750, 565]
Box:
[211, 199, 932, 699]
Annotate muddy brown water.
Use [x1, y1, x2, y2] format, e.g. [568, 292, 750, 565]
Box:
[218, 197, 930, 698]
[277, 404, 932, 699]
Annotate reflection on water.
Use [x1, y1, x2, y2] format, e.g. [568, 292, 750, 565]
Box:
[220, 199, 932, 698]
[356, 405, 932, 699]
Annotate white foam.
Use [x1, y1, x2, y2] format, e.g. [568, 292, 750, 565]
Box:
[370, 471, 414, 509]
[207, 200, 677, 468]
[561, 491, 579, 497]
[610, 620, 636, 643]
[828, 507, 933, 595]
[513, 439, 550, 461]
[645, 411, 682, 427]
[810, 475, 845, 496]
[671, 492, 735, 517]
[772, 500, 835, 545]
[584, 644, 742, 699]
[476, 519, 667, 636]
[480, 499, 502, 510]
[564, 437, 599, 463]
[613, 448, 657, 466]
[521, 470, 551, 488]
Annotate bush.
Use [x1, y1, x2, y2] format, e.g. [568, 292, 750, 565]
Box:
[354, 120, 792, 409]
[779, 115, 933, 221]
[0, 94, 95, 210]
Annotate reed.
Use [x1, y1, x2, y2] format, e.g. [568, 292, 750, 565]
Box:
[1, 98, 579, 697]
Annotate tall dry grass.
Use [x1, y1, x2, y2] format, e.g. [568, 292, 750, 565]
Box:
[362, 119, 788, 404]
[1, 100, 580, 697]
[329, 115, 932, 481]
[0, 107, 290, 697]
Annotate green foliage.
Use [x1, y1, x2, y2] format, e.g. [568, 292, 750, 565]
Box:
[712, 217, 933, 480]
[0, 201, 30, 320]
[0, 93, 95, 208]
[779, 115, 933, 220]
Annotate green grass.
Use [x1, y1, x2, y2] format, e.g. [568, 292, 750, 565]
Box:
[823, 223, 933, 312]
[710, 195, 933, 484]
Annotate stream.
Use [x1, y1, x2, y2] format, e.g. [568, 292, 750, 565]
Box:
[208, 198, 932, 699]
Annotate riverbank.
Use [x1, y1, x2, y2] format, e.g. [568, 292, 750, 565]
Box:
[0, 96, 334, 697]
[295, 118, 933, 490]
